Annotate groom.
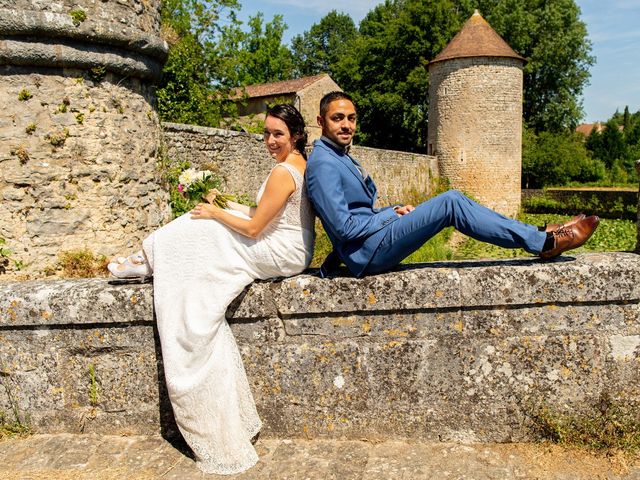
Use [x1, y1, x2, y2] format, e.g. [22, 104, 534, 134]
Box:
[305, 91, 600, 278]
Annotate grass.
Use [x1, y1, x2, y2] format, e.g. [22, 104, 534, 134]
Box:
[451, 213, 637, 261]
[528, 393, 640, 455]
[310, 212, 637, 267]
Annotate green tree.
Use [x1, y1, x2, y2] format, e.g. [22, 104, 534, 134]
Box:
[522, 127, 605, 188]
[290, 10, 359, 82]
[337, 0, 592, 151]
[349, 0, 471, 151]
[156, 0, 243, 126]
[585, 110, 639, 184]
[623, 105, 631, 132]
[599, 119, 627, 169]
[478, 0, 594, 132]
[235, 13, 294, 85]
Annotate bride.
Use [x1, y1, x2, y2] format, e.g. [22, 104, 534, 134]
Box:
[108, 104, 315, 474]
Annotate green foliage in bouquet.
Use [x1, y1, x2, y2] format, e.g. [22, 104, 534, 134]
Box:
[163, 160, 237, 218]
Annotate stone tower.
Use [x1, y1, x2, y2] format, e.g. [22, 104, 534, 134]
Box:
[427, 10, 525, 216]
[0, 0, 169, 276]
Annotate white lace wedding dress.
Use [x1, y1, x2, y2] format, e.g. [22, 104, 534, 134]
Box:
[141, 163, 314, 475]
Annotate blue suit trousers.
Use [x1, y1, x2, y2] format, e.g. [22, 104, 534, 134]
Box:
[364, 190, 547, 275]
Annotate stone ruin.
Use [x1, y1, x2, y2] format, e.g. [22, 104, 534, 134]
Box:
[0, 0, 170, 276]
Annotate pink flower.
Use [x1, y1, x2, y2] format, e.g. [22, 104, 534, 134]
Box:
[177, 184, 184, 193]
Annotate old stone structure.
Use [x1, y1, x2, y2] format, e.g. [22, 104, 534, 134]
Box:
[1, 253, 638, 440]
[233, 74, 341, 141]
[162, 122, 439, 207]
[637, 161, 640, 251]
[0, 0, 169, 276]
[427, 11, 525, 216]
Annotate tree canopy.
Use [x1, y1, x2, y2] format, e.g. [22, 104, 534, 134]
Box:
[156, 0, 295, 127]
[156, 0, 243, 126]
[584, 109, 640, 184]
[478, 0, 594, 133]
[234, 13, 294, 85]
[157, 0, 595, 154]
[299, 0, 594, 151]
[290, 10, 359, 82]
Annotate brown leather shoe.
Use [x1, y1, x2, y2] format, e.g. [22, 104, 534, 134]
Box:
[540, 215, 600, 260]
[544, 214, 586, 233]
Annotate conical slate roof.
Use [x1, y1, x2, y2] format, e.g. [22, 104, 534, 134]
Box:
[429, 10, 525, 66]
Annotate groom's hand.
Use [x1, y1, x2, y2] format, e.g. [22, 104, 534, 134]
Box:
[394, 204, 415, 216]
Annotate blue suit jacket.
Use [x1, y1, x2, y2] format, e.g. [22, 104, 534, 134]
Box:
[306, 138, 398, 277]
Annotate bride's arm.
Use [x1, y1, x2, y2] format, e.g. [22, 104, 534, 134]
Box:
[190, 167, 295, 238]
[225, 200, 256, 217]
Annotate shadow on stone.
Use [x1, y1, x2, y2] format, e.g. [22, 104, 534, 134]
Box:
[152, 318, 194, 459]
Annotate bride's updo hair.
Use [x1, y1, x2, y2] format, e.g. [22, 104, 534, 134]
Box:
[266, 104, 308, 159]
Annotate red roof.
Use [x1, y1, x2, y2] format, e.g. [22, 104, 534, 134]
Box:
[240, 74, 329, 99]
[576, 123, 603, 136]
[430, 10, 524, 66]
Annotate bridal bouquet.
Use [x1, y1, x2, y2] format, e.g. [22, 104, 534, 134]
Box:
[177, 168, 235, 208]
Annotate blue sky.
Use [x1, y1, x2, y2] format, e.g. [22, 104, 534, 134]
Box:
[237, 0, 640, 123]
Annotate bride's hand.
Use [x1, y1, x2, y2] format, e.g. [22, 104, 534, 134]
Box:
[191, 202, 220, 219]
[204, 188, 221, 204]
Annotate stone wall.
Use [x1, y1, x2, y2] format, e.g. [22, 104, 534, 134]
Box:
[428, 57, 523, 217]
[1, 252, 638, 441]
[349, 145, 439, 206]
[296, 75, 342, 142]
[637, 161, 640, 251]
[161, 122, 439, 206]
[161, 122, 274, 199]
[0, 0, 169, 277]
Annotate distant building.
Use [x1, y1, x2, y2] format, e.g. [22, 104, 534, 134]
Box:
[427, 10, 525, 216]
[231, 74, 341, 142]
[575, 122, 623, 137]
[576, 123, 605, 136]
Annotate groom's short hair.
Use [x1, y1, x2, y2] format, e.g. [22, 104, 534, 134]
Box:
[319, 91, 354, 117]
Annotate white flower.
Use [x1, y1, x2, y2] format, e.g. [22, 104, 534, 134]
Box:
[196, 170, 214, 182]
[178, 168, 197, 187]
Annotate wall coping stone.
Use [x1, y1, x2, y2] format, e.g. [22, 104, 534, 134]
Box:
[162, 121, 262, 140]
[0, 9, 168, 60]
[2, 252, 638, 328]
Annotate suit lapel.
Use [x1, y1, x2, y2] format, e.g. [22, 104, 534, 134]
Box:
[334, 153, 375, 201]
[316, 140, 377, 202]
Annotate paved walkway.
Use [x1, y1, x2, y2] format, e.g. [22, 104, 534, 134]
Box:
[1, 434, 639, 479]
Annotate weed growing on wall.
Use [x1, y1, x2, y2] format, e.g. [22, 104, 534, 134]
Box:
[17, 89, 32, 101]
[0, 238, 11, 274]
[88, 364, 99, 407]
[56, 249, 108, 278]
[45, 128, 70, 147]
[0, 360, 32, 438]
[69, 8, 87, 26]
[527, 393, 640, 455]
[10, 146, 29, 164]
[88, 66, 106, 83]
